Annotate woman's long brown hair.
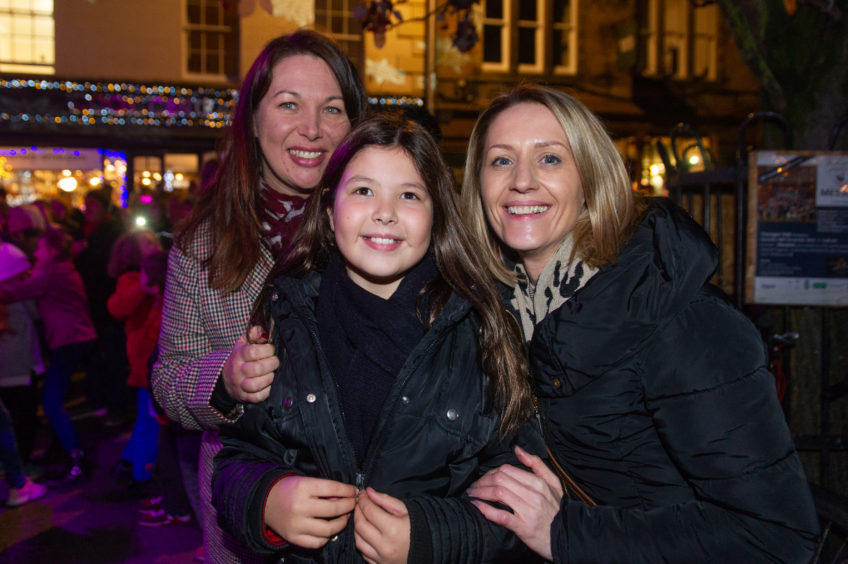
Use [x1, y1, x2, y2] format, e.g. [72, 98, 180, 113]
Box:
[176, 30, 366, 292]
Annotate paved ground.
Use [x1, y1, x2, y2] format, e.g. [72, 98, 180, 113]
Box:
[0, 392, 202, 563]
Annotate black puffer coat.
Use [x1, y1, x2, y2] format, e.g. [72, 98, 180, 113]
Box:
[213, 271, 541, 563]
[526, 200, 819, 563]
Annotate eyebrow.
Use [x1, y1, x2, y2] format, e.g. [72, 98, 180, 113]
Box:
[271, 90, 343, 104]
[487, 140, 568, 152]
[344, 176, 426, 190]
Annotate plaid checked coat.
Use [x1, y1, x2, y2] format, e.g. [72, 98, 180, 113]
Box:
[152, 224, 273, 563]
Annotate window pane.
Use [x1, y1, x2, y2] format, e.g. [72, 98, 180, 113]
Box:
[34, 16, 52, 36]
[553, 29, 568, 66]
[188, 53, 201, 73]
[188, 30, 201, 50]
[485, 0, 502, 19]
[483, 25, 501, 63]
[33, 0, 52, 14]
[205, 53, 218, 74]
[11, 14, 30, 35]
[517, 27, 535, 65]
[33, 37, 51, 63]
[554, 0, 572, 23]
[205, 2, 219, 25]
[12, 37, 30, 60]
[206, 32, 219, 50]
[519, 1, 536, 21]
[187, 2, 200, 24]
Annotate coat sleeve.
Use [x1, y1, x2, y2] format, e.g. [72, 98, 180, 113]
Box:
[0, 265, 50, 303]
[150, 246, 241, 430]
[406, 421, 546, 564]
[212, 404, 298, 555]
[552, 295, 820, 563]
[106, 272, 147, 321]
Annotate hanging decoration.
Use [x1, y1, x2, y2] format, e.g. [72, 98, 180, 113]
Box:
[353, 0, 481, 53]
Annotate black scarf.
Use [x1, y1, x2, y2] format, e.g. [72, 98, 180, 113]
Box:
[317, 251, 437, 466]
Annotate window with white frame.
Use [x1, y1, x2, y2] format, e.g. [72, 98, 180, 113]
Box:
[692, 3, 717, 80]
[0, 0, 54, 74]
[481, 0, 510, 72]
[552, 0, 577, 74]
[314, 0, 363, 71]
[482, 0, 577, 75]
[639, 0, 717, 80]
[184, 0, 238, 80]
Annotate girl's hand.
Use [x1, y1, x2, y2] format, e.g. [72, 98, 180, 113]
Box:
[264, 476, 357, 549]
[354, 487, 410, 564]
[222, 326, 279, 403]
[466, 446, 564, 561]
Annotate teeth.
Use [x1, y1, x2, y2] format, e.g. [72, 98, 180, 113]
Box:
[507, 205, 548, 215]
[367, 237, 398, 245]
[289, 149, 322, 159]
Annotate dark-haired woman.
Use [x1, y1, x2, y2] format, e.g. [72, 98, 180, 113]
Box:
[462, 85, 820, 563]
[151, 29, 366, 562]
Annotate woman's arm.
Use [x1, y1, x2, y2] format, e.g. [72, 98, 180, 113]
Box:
[151, 247, 235, 430]
[151, 247, 278, 430]
[0, 266, 50, 303]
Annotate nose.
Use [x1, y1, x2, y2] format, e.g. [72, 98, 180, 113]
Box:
[372, 196, 397, 225]
[297, 109, 321, 140]
[511, 157, 536, 193]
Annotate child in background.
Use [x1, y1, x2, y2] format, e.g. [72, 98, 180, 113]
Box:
[106, 230, 162, 485]
[213, 114, 541, 562]
[0, 228, 96, 484]
[135, 249, 200, 528]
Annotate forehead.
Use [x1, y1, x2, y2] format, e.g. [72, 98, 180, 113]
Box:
[486, 102, 567, 145]
[265, 54, 342, 96]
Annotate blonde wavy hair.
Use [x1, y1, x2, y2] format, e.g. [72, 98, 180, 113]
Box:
[461, 84, 641, 284]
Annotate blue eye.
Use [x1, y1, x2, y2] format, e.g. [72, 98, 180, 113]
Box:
[491, 156, 511, 166]
[325, 106, 343, 114]
[541, 154, 562, 165]
[280, 102, 296, 110]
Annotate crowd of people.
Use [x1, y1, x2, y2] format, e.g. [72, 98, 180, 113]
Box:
[0, 186, 204, 547]
[2, 27, 822, 564]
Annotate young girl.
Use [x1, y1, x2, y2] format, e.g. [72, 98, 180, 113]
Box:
[0, 228, 96, 484]
[212, 114, 542, 563]
[106, 230, 162, 484]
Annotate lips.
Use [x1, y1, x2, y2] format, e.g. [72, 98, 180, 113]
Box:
[362, 235, 403, 250]
[288, 148, 324, 159]
[506, 204, 550, 215]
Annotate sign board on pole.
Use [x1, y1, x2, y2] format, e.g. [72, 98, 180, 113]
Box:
[746, 150, 848, 306]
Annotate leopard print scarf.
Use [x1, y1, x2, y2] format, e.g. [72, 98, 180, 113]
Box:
[510, 233, 598, 342]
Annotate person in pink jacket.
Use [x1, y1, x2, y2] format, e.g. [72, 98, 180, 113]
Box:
[0, 227, 96, 484]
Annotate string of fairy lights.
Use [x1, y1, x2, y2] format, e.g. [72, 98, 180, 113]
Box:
[0, 79, 425, 129]
[0, 78, 237, 129]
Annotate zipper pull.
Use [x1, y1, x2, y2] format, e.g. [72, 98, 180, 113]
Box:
[532, 394, 544, 434]
[355, 472, 365, 493]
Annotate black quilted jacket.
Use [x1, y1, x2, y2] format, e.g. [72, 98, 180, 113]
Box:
[527, 199, 820, 563]
[213, 270, 543, 563]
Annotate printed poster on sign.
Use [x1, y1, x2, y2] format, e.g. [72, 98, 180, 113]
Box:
[745, 151, 848, 306]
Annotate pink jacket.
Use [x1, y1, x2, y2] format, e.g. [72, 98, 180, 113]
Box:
[0, 259, 96, 350]
[108, 271, 157, 387]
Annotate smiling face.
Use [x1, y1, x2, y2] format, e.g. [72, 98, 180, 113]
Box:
[254, 54, 351, 197]
[479, 102, 585, 282]
[328, 146, 433, 299]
